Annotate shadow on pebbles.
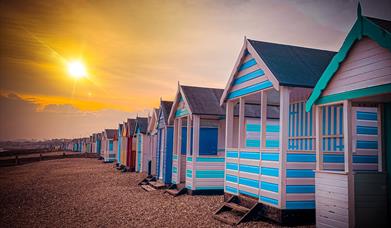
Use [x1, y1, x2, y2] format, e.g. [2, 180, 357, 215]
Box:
[0, 158, 286, 228]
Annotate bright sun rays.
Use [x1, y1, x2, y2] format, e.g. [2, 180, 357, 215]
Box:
[67, 60, 87, 79]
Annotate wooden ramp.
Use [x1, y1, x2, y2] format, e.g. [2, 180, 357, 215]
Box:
[165, 183, 187, 197]
[213, 195, 260, 225]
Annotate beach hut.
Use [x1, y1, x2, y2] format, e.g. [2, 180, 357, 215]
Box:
[125, 118, 137, 171]
[91, 134, 97, 153]
[305, 6, 390, 227]
[147, 109, 159, 177]
[214, 37, 335, 225]
[96, 133, 102, 158]
[166, 85, 227, 196]
[120, 122, 128, 168]
[116, 123, 123, 166]
[102, 129, 116, 163]
[156, 100, 174, 185]
[134, 117, 150, 173]
[113, 129, 118, 162]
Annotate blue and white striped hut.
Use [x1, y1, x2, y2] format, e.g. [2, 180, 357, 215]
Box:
[167, 84, 227, 195]
[216, 37, 335, 224]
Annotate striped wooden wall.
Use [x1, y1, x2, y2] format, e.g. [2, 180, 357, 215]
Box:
[322, 106, 380, 171]
[172, 154, 178, 184]
[175, 96, 189, 117]
[136, 133, 143, 172]
[186, 156, 225, 190]
[225, 149, 281, 206]
[245, 118, 280, 149]
[227, 49, 273, 100]
[286, 101, 316, 209]
[322, 37, 391, 97]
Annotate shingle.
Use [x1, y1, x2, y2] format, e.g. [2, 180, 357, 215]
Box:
[248, 39, 336, 88]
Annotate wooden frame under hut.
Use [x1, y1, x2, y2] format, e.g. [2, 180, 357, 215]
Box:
[166, 84, 226, 196]
[306, 5, 390, 227]
[214, 37, 335, 225]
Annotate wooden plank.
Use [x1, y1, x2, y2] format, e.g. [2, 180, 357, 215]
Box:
[316, 105, 323, 171]
[279, 86, 289, 209]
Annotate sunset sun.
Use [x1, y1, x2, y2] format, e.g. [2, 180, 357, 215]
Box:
[67, 60, 87, 79]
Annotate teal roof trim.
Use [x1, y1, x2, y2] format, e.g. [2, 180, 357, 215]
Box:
[306, 10, 391, 112]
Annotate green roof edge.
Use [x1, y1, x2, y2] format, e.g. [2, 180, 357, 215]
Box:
[305, 7, 391, 112]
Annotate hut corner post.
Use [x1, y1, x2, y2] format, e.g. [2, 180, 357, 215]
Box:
[343, 100, 355, 228]
[315, 105, 323, 171]
[279, 86, 290, 209]
[173, 118, 179, 183]
[224, 101, 235, 193]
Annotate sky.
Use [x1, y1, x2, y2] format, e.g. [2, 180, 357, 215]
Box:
[0, 0, 390, 140]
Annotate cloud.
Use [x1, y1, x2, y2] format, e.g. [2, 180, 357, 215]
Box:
[0, 92, 138, 140]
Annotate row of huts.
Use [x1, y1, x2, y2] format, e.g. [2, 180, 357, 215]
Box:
[68, 7, 390, 227]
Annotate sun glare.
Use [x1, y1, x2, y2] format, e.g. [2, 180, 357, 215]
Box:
[67, 60, 87, 79]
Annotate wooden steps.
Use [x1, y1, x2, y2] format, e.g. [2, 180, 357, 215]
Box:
[149, 181, 166, 189]
[165, 183, 187, 197]
[138, 175, 156, 186]
[213, 195, 260, 225]
[141, 184, 156, 192]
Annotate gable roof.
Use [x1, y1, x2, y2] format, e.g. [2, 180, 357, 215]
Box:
[248, 40, 336, 88]
[168, 85, 225, 121]
[105, 129, 116, 139]
[147, 109, 159, 133]
[127, 118, 136, 136]
[306, 5, 391, 111]
[220, 37, 335, 103]
[160, 100, 173, 124]
[135, 117, 148, 134]
[181, 85, 225, 116]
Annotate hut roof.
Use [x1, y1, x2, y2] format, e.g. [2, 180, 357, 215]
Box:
[105, 129, 116, 139]
[127, 118, 136, 136]
[181, 85, 225, 116]
[247, 39, 336, 88]
[136, 117, 148, 134]
[160, 100, 173, 124]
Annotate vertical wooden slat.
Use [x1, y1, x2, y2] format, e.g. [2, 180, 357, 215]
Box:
[225, 101, 234, 148]
[316, 105, 323, 171]
[377, 104, 383, 172]
[238, 97, 246, 149]
[279, 86, 289, 209]
[192, 115, 200, 158]
[186, 115, 191, 156]
[343, 100, 354, 228]
[260, 91, 267, 149]
[177, 118, 183, 183]
[259, 90, 268, 198]
[343, 100, 353, 173]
